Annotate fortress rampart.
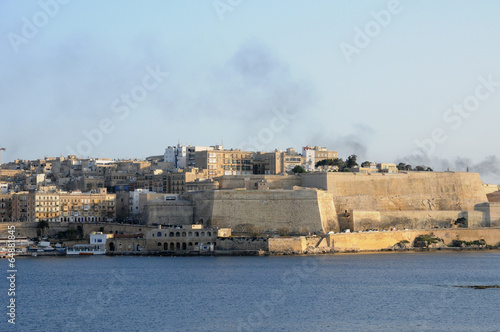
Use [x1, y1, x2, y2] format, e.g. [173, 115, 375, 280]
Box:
[301, 172, 488, 213]
[182, 189, 339, 233]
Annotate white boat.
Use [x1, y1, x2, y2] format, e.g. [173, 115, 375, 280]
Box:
[66, 244, 106, 255]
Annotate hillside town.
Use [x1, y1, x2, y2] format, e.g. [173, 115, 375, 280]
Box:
[1, 143, 499, 256]
[0, 143, 404, 224]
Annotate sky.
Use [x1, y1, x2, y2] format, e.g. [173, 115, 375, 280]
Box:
[1, 0, 499, 183]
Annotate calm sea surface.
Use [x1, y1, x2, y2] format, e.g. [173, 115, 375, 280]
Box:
[2, 251, 500, 332]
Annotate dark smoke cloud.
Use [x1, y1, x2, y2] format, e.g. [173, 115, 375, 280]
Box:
[307, 123, 375, 160]
[398, 154, 500, 184]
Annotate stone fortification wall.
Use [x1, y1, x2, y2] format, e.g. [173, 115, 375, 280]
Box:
[216, 175, 301, 190]
[474, 203, 500, 227]
[215, 238, 268, 251]
[301, 172, 488, 213]
[330, 228, 500, 252]
[0, 222, 150, 239]
[268, 237, 306, 253]
[346, 210, 477, 231]
[144, 201, 194, 225]
[183, 189, 339, 233]
[487, 191, 500, 202]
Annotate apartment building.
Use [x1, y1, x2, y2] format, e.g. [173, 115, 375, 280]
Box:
[0, 194, 12, 222]
[195, 148, 253, 177]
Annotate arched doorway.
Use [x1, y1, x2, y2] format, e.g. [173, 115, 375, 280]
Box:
[170, 243, 174, 250]
[109, 242, 115, 252]
[163, 243, 168, 250]
[182, 243, 186, 250]
[176, 243, 180, 250]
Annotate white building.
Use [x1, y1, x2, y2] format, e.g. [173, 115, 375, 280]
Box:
[0, 183, 8, 194]
[302, 147, 316, 172]
[164, 143, 210, 169]
[129, 189, 150, 215]
[90, 232, 113, 250]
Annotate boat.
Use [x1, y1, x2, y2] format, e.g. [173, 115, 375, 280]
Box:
[66, 244, 106, 255]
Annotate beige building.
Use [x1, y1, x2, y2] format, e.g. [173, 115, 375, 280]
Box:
[12, 192, 36, 222]
[59, 189, 116, 222]
[195, 148, 253, 178]
[0, 194, 13, 222]
[253, 151, 283, 175]
[281, 148, 304, 173]
[152, 168, 207, 194]
[377, 163, 398, 174]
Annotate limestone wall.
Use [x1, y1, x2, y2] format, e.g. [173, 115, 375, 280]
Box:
[144, 201, 194, 225]
[490, 203, 500, 227]
[301, 172, 488, 213]
[345, 210, 488, 231]
[216, 175, 301, 190]
[331, 228, 500, 252]
[215, 238, 268, 251]
[268, 237, 306, 253]
[0, 222, 151, 239]
[183, 189, 339, 233]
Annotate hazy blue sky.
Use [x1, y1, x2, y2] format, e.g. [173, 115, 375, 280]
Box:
[1, 0, 499, 183]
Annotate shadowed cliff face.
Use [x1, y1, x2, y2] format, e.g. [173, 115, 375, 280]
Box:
[301, 172, 488, 214]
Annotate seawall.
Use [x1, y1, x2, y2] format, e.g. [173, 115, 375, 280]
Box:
[330, 228, 500, 252]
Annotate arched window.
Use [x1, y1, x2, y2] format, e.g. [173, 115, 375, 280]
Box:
[188, 242, 193, 247]
[182, 232, 186, 237]
[188, 232, 192, 236]
[195, 232, 199, 237]
[195, 242, 198, 246]
[170, 232, 174, 237]
[176, 243, 180, 250]
[207, 232, 211, 237]
[176, 232, 180, 237]
[157, 232, 162, 237]
[182, 243, 187, 250]
[157, 242, 161, 247]
[201, 232, 205, 236]
[163, 243, 168, 250]
[170, 243, 174, 250]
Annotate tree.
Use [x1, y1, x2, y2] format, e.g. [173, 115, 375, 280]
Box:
[36, 220, 50, 237]
[316, 159, 335, 167]
[346, 155, 358, 168]
[361, 161, 371, 168]
[292, 165, 306, 173]
[397, 163, 413, 171]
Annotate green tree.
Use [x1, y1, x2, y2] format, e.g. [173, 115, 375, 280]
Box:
[361, 161, 371, 167]
[346, 155, 358, 168]
[292, 165, 306, 173]
[316, 159, 335, 167]
[36, 220, 50, 237]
